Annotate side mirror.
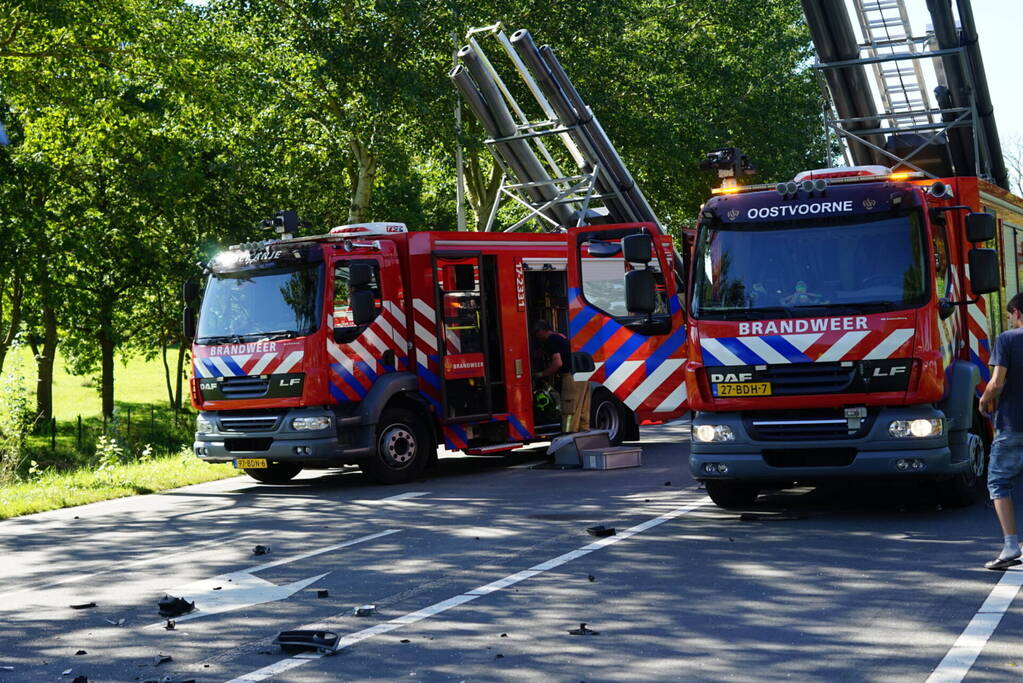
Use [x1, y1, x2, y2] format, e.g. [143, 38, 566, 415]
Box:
[966, 212, 995, 243]
[348, 263, 374, 288]
[625, 269, 656, 315]
[968, 248, 1000, 295]
[350, 289, 377, 326]
[571, 351, 595, 374]
[587, 239, 621, 257]
[623, 233, 652, 264]
[182, 307, 196, 340]
[182, 276, 200, 304]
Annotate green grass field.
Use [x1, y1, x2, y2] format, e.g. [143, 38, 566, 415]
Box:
[0, 345, 242, 519]
[5, 346, 179, 420]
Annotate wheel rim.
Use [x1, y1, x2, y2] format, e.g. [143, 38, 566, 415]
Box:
[594, 400, 620, 441]
[379, 423, 417, 469]
[967, 433, 985, 480]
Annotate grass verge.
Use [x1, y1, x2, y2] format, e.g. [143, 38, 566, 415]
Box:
[0, 452, 238, 520]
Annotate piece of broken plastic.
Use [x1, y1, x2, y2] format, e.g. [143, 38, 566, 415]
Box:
[253, 545, 270, 555]
[157, 595, 195, 618]
[568, 622, 599, 635]
[154, 654, 172, 665]
[354, 604, 376, 617]
[272, 630, 339, 655]
[585, 525, 616, 538]
[71, 676, 87, 683]
[69, 602, 96, 610]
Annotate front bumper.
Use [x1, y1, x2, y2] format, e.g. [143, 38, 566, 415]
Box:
[193, 407, 373, 466]
[690, 405, 963, 482]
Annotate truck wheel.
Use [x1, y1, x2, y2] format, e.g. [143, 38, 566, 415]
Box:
[705, 480, 760, 509]
[244, 462, 302, 484]
[939, 432, 986, 508]
[592, 392, 629, 445]
[360, 408, 434, 484]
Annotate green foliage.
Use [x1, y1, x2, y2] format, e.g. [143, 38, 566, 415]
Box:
[0, 358, 34, 483]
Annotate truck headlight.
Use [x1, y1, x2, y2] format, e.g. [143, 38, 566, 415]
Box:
[196, 416, 214, 433]
[888, 418, 943, 439]
[292, 416, 332, 431]
[694, 424, 735, 443]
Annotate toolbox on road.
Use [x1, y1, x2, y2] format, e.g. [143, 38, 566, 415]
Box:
[581, 446, 642, 470]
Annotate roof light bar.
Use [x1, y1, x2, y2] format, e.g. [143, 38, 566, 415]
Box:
[710, 171, 925, 195]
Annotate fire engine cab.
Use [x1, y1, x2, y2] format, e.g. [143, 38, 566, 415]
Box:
[185, 222, 687, 483]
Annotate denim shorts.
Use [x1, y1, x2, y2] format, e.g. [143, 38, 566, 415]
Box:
[988, 432, 1023, 499]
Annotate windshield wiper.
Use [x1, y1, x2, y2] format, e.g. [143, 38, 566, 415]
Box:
[196, 334, 243, 345]
[238, 329, 301, 341]
[742, 306, 794, 319]
[793, 301, 899, 313]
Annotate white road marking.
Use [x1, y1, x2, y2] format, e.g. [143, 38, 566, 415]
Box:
[145, 530, 399, 628]
[925, 567, 1023, 682]
[225, 495, 711, 683]
[378, 491, 430, 502]
[0, 533, 242, 601]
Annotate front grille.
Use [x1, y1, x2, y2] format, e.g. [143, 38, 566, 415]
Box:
[225, 438, 273, 452]
[760, 362, 855, 395]
[220, 376, 270, 398]
[744, 408, 877, 441]
[762, 448, 858, 468]
[220, 415, 280, 432]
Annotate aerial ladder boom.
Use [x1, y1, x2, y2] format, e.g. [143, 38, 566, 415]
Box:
[803, 0, 1010, 190]
[451, 24, 663, 234]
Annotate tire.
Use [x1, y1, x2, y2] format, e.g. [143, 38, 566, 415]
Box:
[939, 431, 987, 508]
[705, 480, 760, 509]
[591, 392, 630, 446]
[360, 408, 434, 484]
[244, 462, 302, 484]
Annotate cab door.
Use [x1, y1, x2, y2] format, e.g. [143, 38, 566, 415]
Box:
[566, 224, 689, 420]
[433, 253, 493, 421]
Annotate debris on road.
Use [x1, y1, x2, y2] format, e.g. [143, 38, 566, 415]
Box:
[664, 481, 672, 486]
[500, 633, 507, 638]
[588, 574, 596, 582]
[568, 623, 599, 636]
[69, 602, 96, 610]
[400, 639, 410, 643]
[253, 545, 271, 555]
[739, 512, 806, 522]
[154, 654, 172, 666]
[164, 620, 175, 631]
[158, 596, 195, 618]
[354, 604, 376, 617]
[316, 589, 329, 598]
[75, 650, 87, 656]
[71, 676, 87, 683]
[103, 618, 126, 626]
[61, 669, 73, 676]
[586, 525, 616, 538]
[273, 630, 339, 655]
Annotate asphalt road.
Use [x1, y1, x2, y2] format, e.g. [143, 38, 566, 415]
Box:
[1, 422, 1021, 682]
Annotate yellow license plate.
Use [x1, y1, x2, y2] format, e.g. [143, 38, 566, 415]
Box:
[235, 458, 268, 469]
[715, 382, 772, 397]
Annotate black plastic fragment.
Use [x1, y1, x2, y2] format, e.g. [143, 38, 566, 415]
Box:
[164, 620, 176, 631]
[273, 630, 339, 655]
[588, 574, 596, 582]
[253, 545, 270, 556]
[71, 676, 87, 683]
[568, 623, 599, 635]
[70, 602, 96, 610]
[158, 595, 195, 617]
[75, 650, 87, 656]
[154, 654, 172, 666]
[316, 589, 329, 598]
[585, 525, 616, 538]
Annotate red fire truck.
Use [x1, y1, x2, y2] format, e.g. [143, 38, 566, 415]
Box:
[185, 222, 687, 484]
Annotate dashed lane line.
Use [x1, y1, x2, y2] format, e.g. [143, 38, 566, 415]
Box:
[224, 494, 711, 683]
[926, 566, 1023, 682]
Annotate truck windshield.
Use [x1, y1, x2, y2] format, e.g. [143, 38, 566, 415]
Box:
[691, 213, 928, 319]
[196, 263, 323, 343]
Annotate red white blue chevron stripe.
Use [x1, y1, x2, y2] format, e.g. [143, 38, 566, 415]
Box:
[327, 300, 409, 402]
[699, 325, 915, 367]
[194, 348, 303, 378]
[568, 288, 688, 416]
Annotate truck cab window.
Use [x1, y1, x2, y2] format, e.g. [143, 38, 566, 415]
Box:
[581, 248, 669, 319]
[333, 261, 381, 338]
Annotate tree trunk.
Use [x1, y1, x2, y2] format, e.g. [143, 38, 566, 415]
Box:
[34, 304, 57, 421]
[174, 340, 187, 412]
[99, 303, 116, 420]
[161, 335, 175, 410]
[0, 274, 23, 375]
[464, 149, 503, 232]
[347, 138, 377, 223]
